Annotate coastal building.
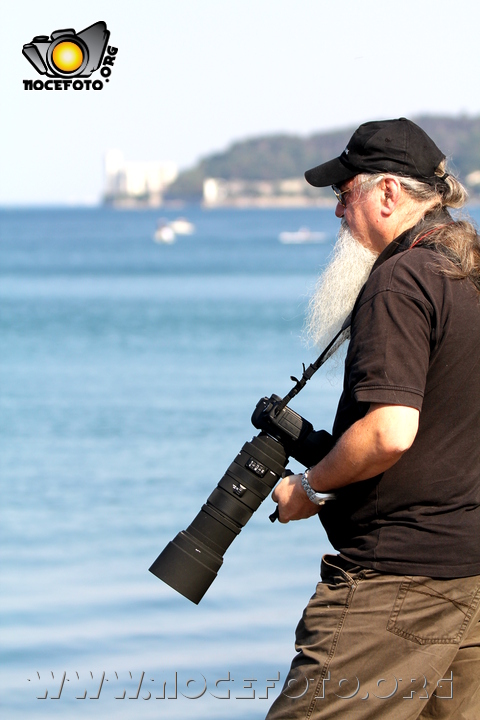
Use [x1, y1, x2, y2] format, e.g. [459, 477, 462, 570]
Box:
[103, 150, 178, 207]
[202, 176, 330, 207]
[466, 170, 480, 188]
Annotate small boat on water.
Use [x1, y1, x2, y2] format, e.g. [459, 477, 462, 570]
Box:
[279, 227, 327, 244]
[154, 220, 176, 244]
[170, 217, 195, 235]
[153, 217, 195, 244]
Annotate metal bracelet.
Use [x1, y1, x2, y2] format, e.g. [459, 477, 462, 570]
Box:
[301, 468, 331, 506]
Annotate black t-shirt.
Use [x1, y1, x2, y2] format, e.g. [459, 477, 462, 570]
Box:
[320, 215, 480, 578]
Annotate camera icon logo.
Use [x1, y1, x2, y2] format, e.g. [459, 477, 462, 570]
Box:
[22, 21, 110, 78]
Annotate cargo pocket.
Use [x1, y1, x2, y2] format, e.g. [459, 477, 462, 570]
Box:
[387, 576, 480, 645]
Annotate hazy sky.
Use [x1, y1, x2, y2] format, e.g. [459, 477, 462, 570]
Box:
[2, 0, 479, 205]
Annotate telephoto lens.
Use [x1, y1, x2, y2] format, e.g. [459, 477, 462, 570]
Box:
[149, 432, 288, 604]
[150, 392, 334, 603]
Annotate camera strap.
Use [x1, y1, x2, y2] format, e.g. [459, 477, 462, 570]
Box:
[274, 314, 352, 416]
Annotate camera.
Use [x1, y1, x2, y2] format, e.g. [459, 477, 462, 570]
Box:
[149, 394, 334, 604]
[22, 21, 109, 78]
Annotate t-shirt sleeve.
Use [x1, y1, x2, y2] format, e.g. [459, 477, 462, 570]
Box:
[347, 267, 434, 410]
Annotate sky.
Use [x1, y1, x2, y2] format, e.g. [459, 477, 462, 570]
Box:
[2, 0, 480, 205]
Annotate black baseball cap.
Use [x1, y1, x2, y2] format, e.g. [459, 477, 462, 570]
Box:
[305, 118, 446, 187]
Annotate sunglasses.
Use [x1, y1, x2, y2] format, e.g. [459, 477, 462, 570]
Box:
[332, 177, 376, 207]
[331, 185, 351, 207]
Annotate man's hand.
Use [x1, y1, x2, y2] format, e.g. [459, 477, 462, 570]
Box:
[271, 473, 319, 523]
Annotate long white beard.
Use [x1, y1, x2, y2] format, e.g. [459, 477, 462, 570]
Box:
[305, 221, 379, 356]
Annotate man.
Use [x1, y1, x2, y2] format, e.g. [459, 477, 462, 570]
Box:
[266, 118, 480, 720]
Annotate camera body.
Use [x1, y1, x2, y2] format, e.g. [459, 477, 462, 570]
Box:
[22, 21, 109, 78]
[251, 394, 333, 469]
[149, 394, 334, 604]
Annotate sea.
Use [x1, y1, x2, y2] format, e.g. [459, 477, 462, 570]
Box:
[1, 204, 479, 720]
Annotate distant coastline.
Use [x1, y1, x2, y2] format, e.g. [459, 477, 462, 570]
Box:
[102, 114, 480, 209]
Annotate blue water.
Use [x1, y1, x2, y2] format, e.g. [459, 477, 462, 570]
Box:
[2, 205, 479, 719]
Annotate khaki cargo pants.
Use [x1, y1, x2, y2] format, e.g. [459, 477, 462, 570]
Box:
[265, 554, 480, 720]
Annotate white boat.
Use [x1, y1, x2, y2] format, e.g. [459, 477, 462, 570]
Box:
[279, 227, 327, 244]
[170, 218, 195, 235]
[154, 222, 176, 244]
